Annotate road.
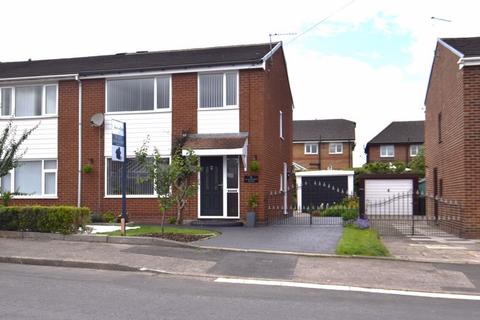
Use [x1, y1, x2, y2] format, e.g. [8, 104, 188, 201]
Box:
[0, 263, 479, 320]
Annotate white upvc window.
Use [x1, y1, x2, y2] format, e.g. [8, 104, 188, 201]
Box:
[380, 145, 395, 157]
[0, 84, 58, 117]
[105, 157, 170, 197]
[279, 111, 284, 139]
[198, 71, 238, 108]
[410, 144, 421, 157]
[106, 76, 171, 113]
[304, 143, 318, 154]
[0, 159, 57, 197]
[329, 143, 343, 154]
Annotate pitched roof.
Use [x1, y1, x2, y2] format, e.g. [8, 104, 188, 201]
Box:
[293, 119, 356, 141]
[0, 43, 277, 79]
[183, 133, 248, 150]
[441, 37, 480, 57]
[367, 121, 424, 145]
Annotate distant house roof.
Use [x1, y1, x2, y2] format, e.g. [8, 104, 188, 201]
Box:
[441, 37, 480, 57]
[0, 43, 278, 79]
[293, 119, 356, 141]
[367, 121, 424, 146]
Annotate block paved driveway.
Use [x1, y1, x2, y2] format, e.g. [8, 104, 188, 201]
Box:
[194, 225, 343, 254]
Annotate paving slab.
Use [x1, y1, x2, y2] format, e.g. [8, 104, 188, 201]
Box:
[194, 225, 343, 254]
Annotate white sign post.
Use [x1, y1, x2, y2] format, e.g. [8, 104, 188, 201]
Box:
[111, 120, 127, 235]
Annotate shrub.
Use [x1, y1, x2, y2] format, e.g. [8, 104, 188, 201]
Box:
[0, 206, 91, 234]
[167, 216, 177, 224]
[103, 211, 116, 223]
[90, 213, 103, 223]
[341, 208, 359, 222]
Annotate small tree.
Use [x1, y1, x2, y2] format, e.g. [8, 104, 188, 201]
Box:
[408, 148, 425, 177]
[135, 137, 200, 233]
[0, 121, 38, 203]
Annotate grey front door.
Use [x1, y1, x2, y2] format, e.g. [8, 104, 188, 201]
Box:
[200, 157, 223, 216]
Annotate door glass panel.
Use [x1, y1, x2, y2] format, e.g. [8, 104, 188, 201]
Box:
[227, 192, 238, 217]
[227, 156, 238, 189]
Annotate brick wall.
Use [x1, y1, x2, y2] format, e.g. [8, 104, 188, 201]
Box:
[293, 142, 353, 169]
[462, 65, 480, 237]
[367, 143, 421, 164]
[425, 43, 472, 236]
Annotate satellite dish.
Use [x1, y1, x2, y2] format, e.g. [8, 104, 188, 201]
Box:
[90, 113, 104, 127]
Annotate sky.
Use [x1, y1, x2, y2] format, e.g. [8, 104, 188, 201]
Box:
[1, 0, 478, 166]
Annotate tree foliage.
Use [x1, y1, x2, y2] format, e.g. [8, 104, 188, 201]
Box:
[408, 148, 425, 177]
[135, 136, 200, 233]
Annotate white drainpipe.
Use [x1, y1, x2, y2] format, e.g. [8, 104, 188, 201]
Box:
[76, 75, 82, 207]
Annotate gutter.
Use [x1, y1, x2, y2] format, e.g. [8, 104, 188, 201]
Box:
[75, 75, 82, 208]
[0, 74, 78, 84]
[458, 56, 480, 69]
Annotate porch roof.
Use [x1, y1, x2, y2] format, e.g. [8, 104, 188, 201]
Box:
[182, 132, 249, 170]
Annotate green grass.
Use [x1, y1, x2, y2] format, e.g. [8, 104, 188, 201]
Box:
[336, 225, 390, 257]
[100, 225, 218, 237]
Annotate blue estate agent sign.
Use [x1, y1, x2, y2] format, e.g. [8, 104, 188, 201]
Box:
[111, 120, 125, 162]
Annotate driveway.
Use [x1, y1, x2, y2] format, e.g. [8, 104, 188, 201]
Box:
[194, 225, 343, 254]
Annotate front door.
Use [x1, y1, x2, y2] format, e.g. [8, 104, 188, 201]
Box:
[200, 157, 223, 216]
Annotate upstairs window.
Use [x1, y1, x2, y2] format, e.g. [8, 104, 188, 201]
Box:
[279, 111, 284, 139]
[438, 112, 442, 143]
[304, 143, 318, 154]
[107, 76, 170, 112]
[199, 72, 238, 108]
[0, 84, 57, 117]
[410, 144, 421, 157]
[380, 145, 395, 157]
[329, 143, 343, 154]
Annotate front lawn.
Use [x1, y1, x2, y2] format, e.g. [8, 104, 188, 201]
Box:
[336, 225, 390, 257]
[101, 225, 218, 237]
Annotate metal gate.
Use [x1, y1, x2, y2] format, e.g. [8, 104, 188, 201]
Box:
[266, 183, 353, 226]
[301, 176, 348, 210]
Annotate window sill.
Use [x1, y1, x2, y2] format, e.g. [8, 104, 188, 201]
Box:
[197, 106, 239, 111]
[14, 196, 58, 200]
[0, 115, 58, 120]
[106, 109, 172, 116]
[329, 153, 344, 155]
[104, 195, 158, 199]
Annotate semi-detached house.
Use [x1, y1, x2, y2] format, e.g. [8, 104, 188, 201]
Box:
[0, 42, 293, 224]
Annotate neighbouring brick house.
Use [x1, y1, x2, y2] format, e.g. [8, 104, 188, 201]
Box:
[292, 119, 355, 170]
[425, 37, 480, 238]
[0, 42, 293, 225]
[365, 121, 424, 164]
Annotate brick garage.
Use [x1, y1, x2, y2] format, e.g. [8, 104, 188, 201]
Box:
[425, 37, 480, 238]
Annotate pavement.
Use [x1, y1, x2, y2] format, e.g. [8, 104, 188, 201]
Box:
[194, 225, 343, 253]
[1, 237, 480, 296]
[3, 263, 480, 320]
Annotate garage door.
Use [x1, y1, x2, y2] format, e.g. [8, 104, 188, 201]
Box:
[365, 179, 413, 215]
[302, 176, 348, 211]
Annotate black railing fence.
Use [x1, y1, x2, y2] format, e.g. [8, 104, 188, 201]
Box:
[362, 191, 463, 237]
[265, 183, 355, 226]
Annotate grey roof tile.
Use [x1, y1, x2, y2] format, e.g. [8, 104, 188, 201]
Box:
[293, 119, 355, 141]
[367, 121, 424, 145]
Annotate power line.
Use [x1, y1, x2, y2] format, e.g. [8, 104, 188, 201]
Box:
[287, 0, 356, 45]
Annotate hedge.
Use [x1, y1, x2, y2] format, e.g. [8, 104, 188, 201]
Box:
[0, 206, 91, 235]
[311, 206, 359, 222]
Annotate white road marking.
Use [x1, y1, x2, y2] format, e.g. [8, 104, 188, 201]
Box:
[215, 278, 480, 301]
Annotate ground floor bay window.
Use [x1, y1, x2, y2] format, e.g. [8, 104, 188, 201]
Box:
[199, 156, 239, 218]
[105, 157, 169, 197]
[0, 159, 57, 197]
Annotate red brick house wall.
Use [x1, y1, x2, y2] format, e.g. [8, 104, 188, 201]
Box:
[425, 42, 480, 238]
[366, 143, 420, 164]
[293, 142, 353, 170]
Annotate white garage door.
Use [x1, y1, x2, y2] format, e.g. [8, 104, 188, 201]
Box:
[365, 179, 413, 215]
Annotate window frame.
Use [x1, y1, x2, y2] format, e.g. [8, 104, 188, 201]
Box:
[197, 71, 239, 110]
[279, 111, 284, 140]
[304, 143, 318, 155]
[380, 145, 395, 158]
[0, 84, 58, 118]
[409, 144, 421, 157]
[329, 143, 343, 154]
[105, 75, 172, 114]
[0, 159, 58, 198]
[104, 156, 171, 198]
